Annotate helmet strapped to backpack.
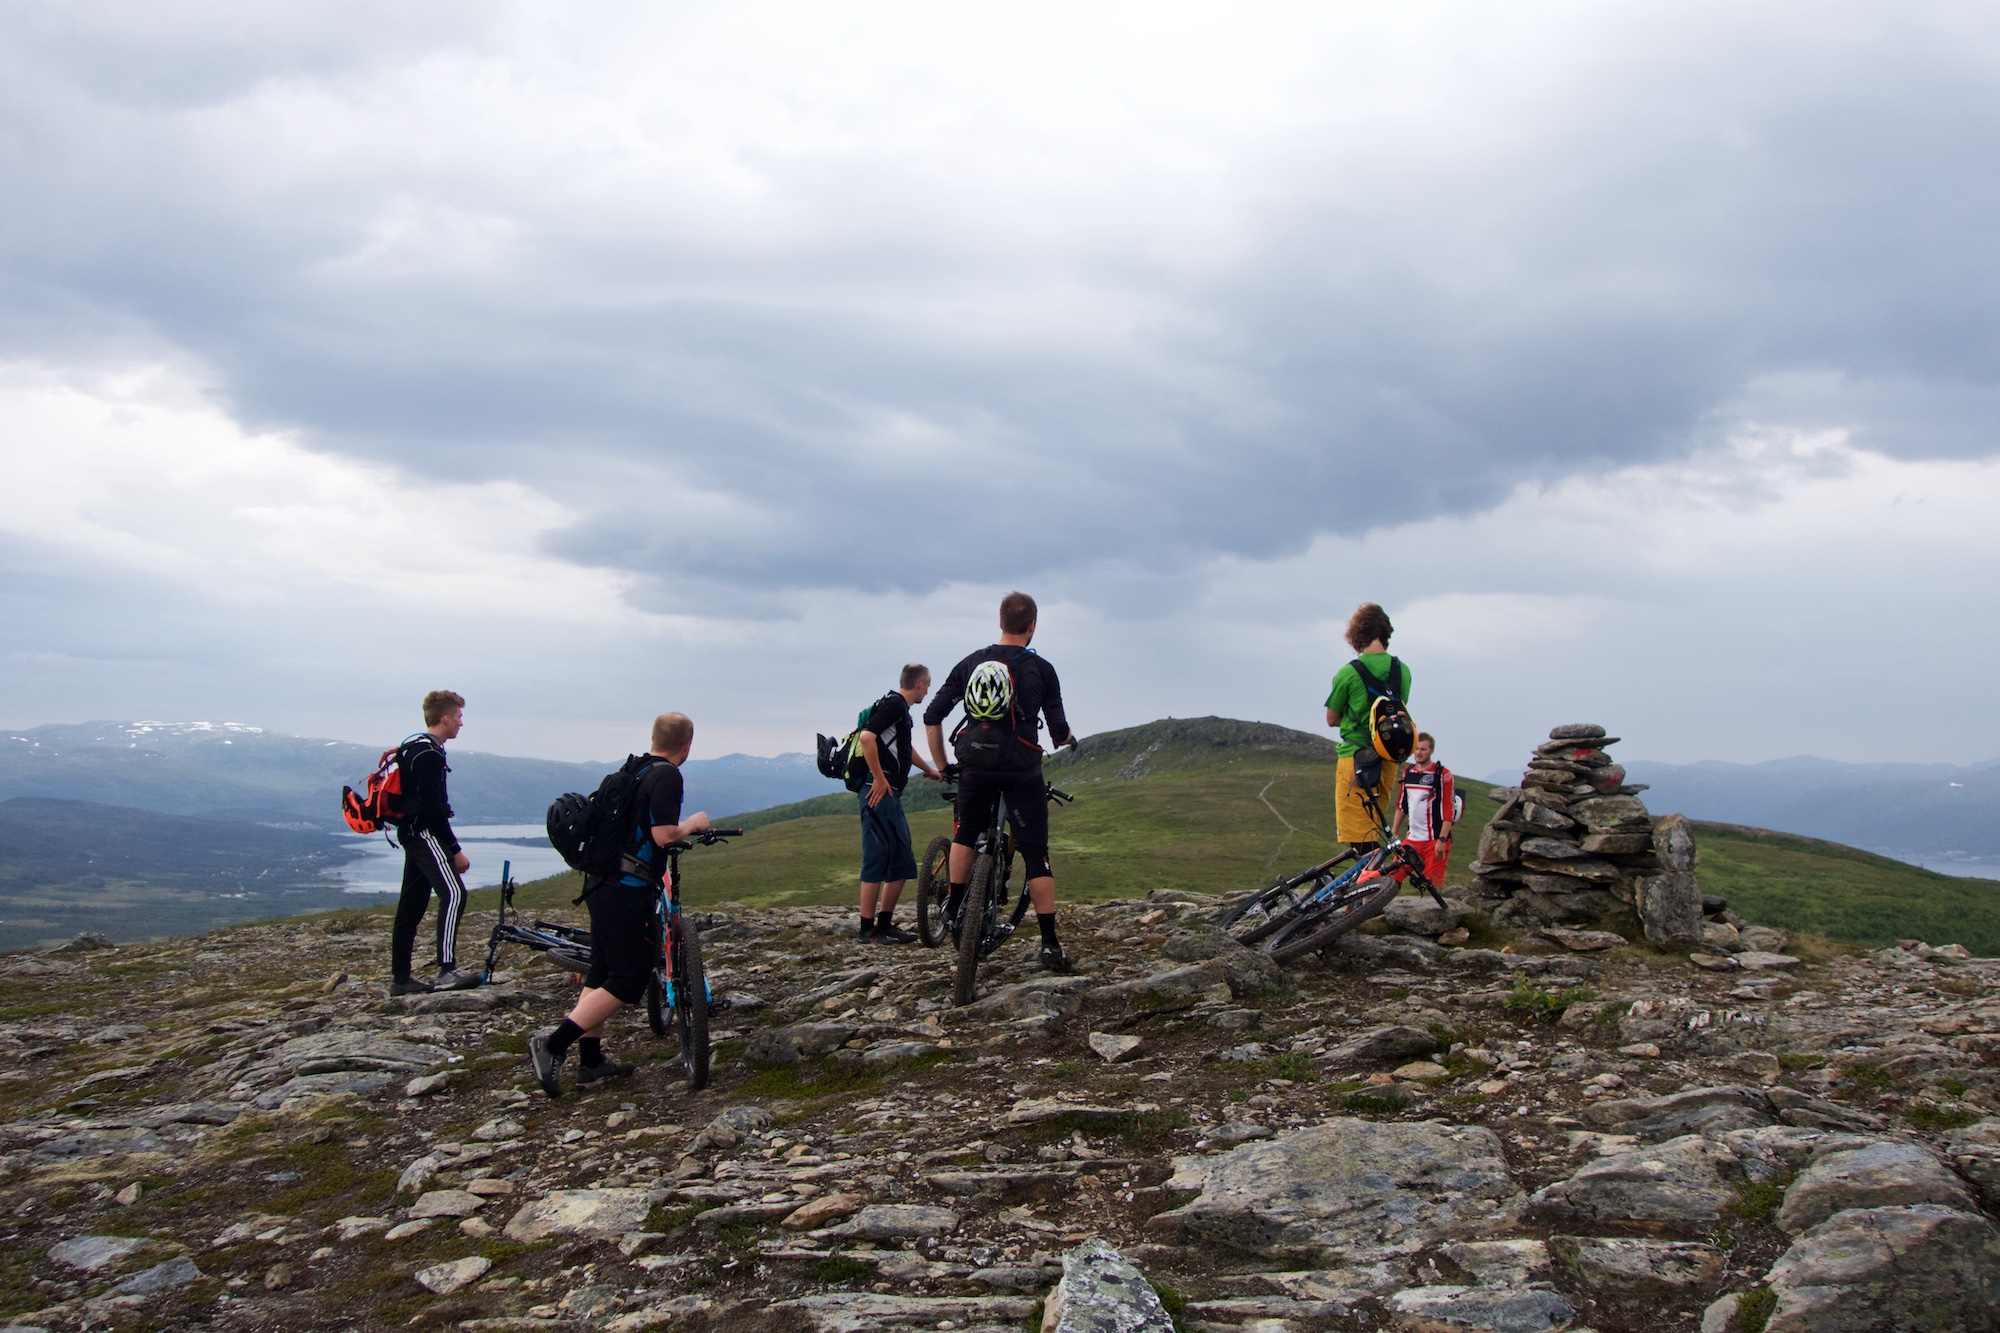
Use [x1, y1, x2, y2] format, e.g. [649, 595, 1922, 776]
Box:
[1351, 657, 1417, 764]
[964, 660, 1015, 721]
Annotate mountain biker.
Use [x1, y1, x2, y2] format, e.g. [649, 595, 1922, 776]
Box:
[855, 664, 945, 945]
[390, 690, 482, 995]
[1323, 602, 1412, 854]
[923, 591, 1078, 973]
[528, 711, 710, 1098]
[1394, 731, 1456, 885]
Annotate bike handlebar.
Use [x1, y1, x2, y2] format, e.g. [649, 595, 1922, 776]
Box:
[665, 828, 744, 853]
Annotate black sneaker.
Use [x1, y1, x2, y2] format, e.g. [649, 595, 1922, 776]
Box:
[855, 920, 876, 944]
[1038, 943, 1076, 974]
[528, 1033, 565, 1098]
[390, 976, 433, 996]
[576, 1057, 637, 1085]
[433, 968, 483, 991]
[873, 920, 918, 945]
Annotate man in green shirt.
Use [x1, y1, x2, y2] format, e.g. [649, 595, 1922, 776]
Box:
[1324, 602, 1411, 850]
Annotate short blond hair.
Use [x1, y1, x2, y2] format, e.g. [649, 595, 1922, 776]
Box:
[422, 690, 465, 726]
[651, 712, 694, 754]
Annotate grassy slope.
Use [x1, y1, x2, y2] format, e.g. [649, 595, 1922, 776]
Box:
[1689, 822, 2000, 955]
[425, 718, 2000, 956]
[678, 717, 1503, 909]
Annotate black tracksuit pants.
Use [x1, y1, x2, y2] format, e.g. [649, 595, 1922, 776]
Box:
[391, 828, 468, 976]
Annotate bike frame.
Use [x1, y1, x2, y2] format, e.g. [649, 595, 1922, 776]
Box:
[653, 842, 712, 1013]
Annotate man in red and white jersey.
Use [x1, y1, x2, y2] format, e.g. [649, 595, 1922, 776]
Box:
[1394, 732, 1457, 885]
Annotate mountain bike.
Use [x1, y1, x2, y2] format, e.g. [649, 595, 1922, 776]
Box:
[482, 861, 593, 977]
[1217, 837, 1446, 963]
[479, 833, 743, 1091]
[926, 765, 1075, 1005]
[642, 828, 743, 1091]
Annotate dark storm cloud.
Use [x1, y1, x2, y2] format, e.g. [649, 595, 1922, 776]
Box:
[3, 3, 1999, 602]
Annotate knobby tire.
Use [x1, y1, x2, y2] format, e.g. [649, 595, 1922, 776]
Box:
[645, 972, 668, 1036]
[673, 921, 710, 1090]
[1216, 881, 1307, 947]
[916, 835, 954, 949]
[1262, 866, 1404, 963]
[953, 852, 995, 1007]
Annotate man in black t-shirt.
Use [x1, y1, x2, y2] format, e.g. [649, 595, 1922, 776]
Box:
[923, 591, 1078, 972]
[528, 711, 710, 1098]
[855, 664, 944, 944]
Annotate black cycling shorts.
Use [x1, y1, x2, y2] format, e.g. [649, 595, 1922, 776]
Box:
[954, 768, 1052, 880]
[582, 880, 656, 1004]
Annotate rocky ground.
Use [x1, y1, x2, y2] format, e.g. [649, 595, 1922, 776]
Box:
[2, 888, 1998, 1333]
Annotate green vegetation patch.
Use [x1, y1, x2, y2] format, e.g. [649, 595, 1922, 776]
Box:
[1906, 1102, 1981, 1131]
[1729, 1172, 1795, 1226]
[1692, 822, 2000, 956]
[1500, 974, 1596, 1025]
[1733, 1286, 1777, 1332]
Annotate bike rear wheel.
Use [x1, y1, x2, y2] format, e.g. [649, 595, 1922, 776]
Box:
[672, 922, 710, 1090]
[952, 852, 996, 1006]
[1263, 862, 1403, 963]
[916, 834, 954, 949]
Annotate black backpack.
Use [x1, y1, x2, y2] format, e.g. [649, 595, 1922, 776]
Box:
[1350, 657, 1416, 789]
[546, 755, 659, 886]
[953, 651, 1038, 773]
[817, 693, 899, 792]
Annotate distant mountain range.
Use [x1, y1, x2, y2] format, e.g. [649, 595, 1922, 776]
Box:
[1486, 754, 2000, 865]
[0, 721, 843, 828]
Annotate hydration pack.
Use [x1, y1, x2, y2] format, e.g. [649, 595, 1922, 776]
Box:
[340, 734, 428, 837]
[816, 693, 899, 792]
[1349, 658, 1414, 796]
[547, 755, 660, 885]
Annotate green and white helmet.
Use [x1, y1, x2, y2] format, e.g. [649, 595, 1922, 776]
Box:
[964, 660, 1015, 721]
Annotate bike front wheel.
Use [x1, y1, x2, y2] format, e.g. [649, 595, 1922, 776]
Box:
[952, 852, 996, 1006]
[916, 835, 954, 949]
[672, 922, 711, 1091]
[1262, 863, 1403, 963]
[1217, 878, 1313, 947]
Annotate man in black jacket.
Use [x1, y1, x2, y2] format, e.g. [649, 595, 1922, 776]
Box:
[390, 690, 481, 994]
[923, 592, 1077, 972]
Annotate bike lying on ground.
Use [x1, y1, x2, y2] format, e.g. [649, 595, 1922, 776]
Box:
[915, 765, 1075, 1005]
[1217, 836, 1449, 963]
[479, 829, 744, 1091]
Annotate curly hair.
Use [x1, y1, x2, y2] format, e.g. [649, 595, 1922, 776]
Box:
[1344, 603, 1393, 653]
[421, 690, 465, 726]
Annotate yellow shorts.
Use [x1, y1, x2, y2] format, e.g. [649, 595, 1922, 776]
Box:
[1336, 753, 1398, 844]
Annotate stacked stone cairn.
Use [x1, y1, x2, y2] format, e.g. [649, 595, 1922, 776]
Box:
[1469, 723, 1704, 947]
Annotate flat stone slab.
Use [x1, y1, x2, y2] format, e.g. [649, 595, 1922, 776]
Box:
[503, 1189, 654, 1242]
[969, 976, 1103, 1022]
[104, 1256, 202, 1296]
[1581, 1085, 1773, 1141]
[1318, 1024, 1440, 1068]
[770, 1292, 1038, 1332]
[1736, 951, 1802, 970]
[414, 1255, 491, 1295]
[1089, 1032, 1144, 1063]
[1530, 1134, 1742, 1224]
[46, 1235, 150, 1271]
[832, 1204, 959, 1240]
[408, 1190, 485, 1219]
[743, 1022, 859, 1065]
[1549, 1236, 1725, 1295]
[1007, 1099, 1133, 1126]
[1764, 1204, 2000, 1333]
[1384, 1284, 1576, 1332]
[251, 1071, 395, 1109]
[1776, 1142, 1979, 1234]
[1155, 1119, 1521, 1263]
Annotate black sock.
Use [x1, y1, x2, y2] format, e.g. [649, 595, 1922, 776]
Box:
[945, 883, 967, 917]
[546, 1017, 583, 1058]
[1038, 912, 1059, 946]
[875, 911, 895, 930]
[857, 913, 875, 935]
[578, 1036, 603, 1068]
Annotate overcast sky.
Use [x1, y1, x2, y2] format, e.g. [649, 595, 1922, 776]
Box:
[3, 1, 1998, 776]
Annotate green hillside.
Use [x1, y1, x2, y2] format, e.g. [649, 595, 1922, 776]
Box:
[1688, 822, 2000, 955]
[490, 717, 2000, 955]
[686, 717, 1503, 907]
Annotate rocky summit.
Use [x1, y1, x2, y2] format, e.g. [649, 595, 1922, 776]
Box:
[3, 850, 1999, 1331]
